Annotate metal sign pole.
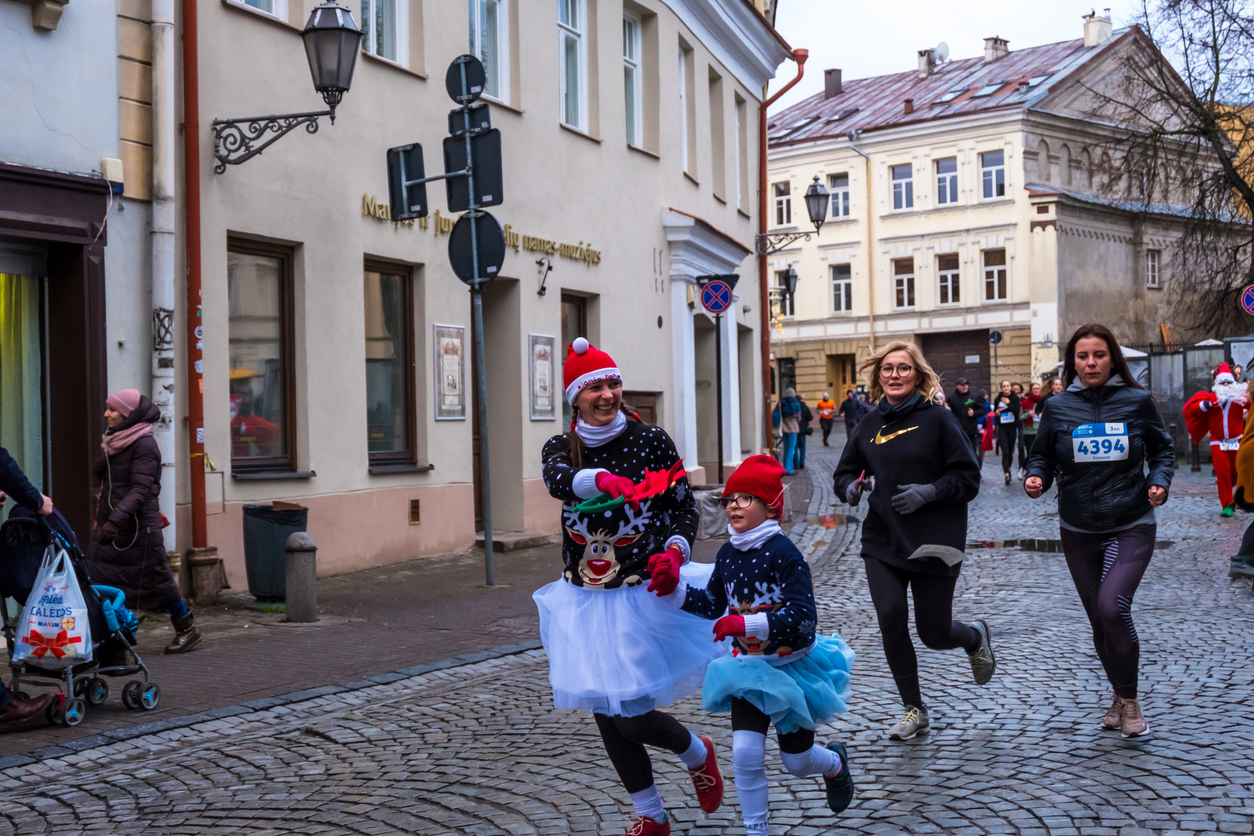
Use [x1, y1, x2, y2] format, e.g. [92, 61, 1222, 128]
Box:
[716, 312, 724, 484]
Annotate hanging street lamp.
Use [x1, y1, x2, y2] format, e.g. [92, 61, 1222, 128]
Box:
[756, 175, 830, 255]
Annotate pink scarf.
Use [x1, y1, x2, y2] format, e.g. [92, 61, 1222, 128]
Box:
[102, 422, 154, 456]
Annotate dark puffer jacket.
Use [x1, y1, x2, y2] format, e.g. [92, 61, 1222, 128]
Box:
[1026, 379, 1175, 531]
[87, 397, 181, 610]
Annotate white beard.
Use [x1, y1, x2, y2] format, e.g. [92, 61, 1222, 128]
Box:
[1214, 381, 1247, 406]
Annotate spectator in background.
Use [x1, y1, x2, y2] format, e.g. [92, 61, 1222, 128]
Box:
[1019, 381, 1043, 478]
[779, 388, 801, 475]
[796, 395, 813, 470]
[1235, 364, 1245, 383]
[949, 378, 980, 455]
[839, 389, 861, 438]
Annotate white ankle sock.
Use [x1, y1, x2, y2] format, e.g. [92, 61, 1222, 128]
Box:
[678, 731, 708, 769]
[629, 785, 665, 821]
[780, 744, 842, 778]
[732, 730, 770, 828]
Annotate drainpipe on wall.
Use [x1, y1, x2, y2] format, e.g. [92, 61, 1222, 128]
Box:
[759, 48, 808, 452]
[848, 130, 876, 352]
[151, 0, 177, 553]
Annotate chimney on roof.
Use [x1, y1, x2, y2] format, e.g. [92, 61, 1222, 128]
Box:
[984, 36, 1010, 63]
[824, 69, 843, 99]
[1083, 9, 1113, 47]
[917, 48, 936, 78]
[904, 98, 914, 114]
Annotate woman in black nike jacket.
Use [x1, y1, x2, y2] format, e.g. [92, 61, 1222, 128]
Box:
[832, 341, 992, 741]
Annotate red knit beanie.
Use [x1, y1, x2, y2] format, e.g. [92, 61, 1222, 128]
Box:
[107, 389, 142, 418]
[723, 454, 787, 517]
[563, 338, 622, 405]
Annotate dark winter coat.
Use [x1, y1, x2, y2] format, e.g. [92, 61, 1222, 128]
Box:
[798, 403, 813, 435]
[948, 389, 980, 437]
[87, 398, 181, 610]
[0, 446, 42, 512]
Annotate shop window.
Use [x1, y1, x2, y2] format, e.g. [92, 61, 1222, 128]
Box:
[364, 262, 417, 467]
[228, 239, 295, 472]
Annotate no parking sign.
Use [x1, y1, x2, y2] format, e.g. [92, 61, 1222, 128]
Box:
[1242, 285, 1254, 316]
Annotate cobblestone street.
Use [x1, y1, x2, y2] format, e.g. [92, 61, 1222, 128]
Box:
[0, 441, 1249, 835]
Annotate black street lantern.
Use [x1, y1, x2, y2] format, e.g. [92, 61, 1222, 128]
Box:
[781, 265, 799, 302]
[803, 175, 831, 233]
[302, 2, 363, 123]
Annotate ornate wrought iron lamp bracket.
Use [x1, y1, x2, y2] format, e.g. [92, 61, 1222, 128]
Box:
[211, 110, 332, 173]
[755, 230, 813, 256]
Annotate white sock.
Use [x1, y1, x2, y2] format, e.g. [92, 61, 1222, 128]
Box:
[678, 731, 709, 770]
[732, 730, 770, 828]
[780, 744, 842, 778]
[629, 785, 665, 821]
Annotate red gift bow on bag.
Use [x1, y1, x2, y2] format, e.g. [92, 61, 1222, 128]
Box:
[23, 629, 82, 660]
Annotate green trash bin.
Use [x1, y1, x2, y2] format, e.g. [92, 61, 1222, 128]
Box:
[242, 504, 307, 601]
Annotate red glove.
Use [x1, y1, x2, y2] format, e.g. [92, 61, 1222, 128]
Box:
[595, 472, 638, 503]
[712, 615, 746, 642]
[646, 547, 684, 596]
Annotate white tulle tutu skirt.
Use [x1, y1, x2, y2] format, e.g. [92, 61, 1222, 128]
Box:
[533, 561, 723, 717]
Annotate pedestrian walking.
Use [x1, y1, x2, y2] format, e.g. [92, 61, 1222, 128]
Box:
[534, 339, 724, 836]
[993, 381, 1021, 485]
[948, 377, 980, 455]
[817, 392, 837, 446]
[1183, 363, 1248, 516]
[838, 389, 860, 437]
[652, 455, 855, 834]
[1019, 381, 1042, 477]
[88, 390, 202, 655]
[795, 395, 813, 470]
[832, 341, 994, 741]
[1024, 324, 1174, 739]
[778, 388, 801, 475]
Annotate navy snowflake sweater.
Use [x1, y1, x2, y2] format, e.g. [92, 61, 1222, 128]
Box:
[542, 420, 698, 590]
[674, 533, 817, 661]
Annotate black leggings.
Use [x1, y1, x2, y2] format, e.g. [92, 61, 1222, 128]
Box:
[863, 557, 981, 707]
[731, 697, 814, 754]
[1059, 524, 1155, 699]
[998, 426, 1018, 474]
[594, 710, 692, 793]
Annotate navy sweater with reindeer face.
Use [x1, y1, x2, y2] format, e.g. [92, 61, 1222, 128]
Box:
[676, 534, 817, 661]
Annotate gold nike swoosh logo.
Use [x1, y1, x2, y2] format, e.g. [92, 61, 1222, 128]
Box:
[874, 426, 920, 445]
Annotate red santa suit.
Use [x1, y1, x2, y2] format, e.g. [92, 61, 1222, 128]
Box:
[1183, 363, 1249, 510]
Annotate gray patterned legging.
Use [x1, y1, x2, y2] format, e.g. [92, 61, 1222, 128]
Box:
[1059, 524, 1156, 699]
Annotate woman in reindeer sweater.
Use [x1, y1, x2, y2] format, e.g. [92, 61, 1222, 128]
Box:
[533, 339, 724, 836]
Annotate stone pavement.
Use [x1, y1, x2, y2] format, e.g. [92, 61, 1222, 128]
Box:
[0, 438, 1249, 835]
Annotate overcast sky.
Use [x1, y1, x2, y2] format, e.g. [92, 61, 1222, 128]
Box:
[769, 1, 1130, 114]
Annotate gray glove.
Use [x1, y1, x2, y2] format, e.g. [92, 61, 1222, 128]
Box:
[891, 483, 936, 515]
[844, 475, 874, 506]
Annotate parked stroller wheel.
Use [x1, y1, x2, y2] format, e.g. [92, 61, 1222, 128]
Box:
[45, 696, 62, 724]
[140, 683, 161, 711]
[61, 698, 85, 727]
[86, 678, 109, 706]
[121, 681, 142, 710]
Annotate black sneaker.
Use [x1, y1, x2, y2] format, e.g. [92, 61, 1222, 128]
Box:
[968, 619, 996, 686]
[823, 742, 854, 813]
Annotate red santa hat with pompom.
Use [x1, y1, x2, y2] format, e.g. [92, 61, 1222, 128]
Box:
[1214, 362, 1237, 386]
[564, 338, 622, 405]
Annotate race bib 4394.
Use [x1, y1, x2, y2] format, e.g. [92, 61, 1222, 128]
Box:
[1072, 423, 1128, 462]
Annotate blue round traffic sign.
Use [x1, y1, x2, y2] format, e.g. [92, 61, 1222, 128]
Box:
[701, 280, 732, 314]
[1242, 285, 1254, 316]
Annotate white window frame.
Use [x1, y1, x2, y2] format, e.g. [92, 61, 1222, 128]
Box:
[983, 249, 1008, 301]
[361, 0, 408, 65]
[773, 181, 792, 226]
[893, 258, 915, 310]
[558, 0, 588, 131]
[981, 150, 1007, 199]
[937, 253, 961, 306]
[735, 97, 747, 208]
[622, 12, 643, 147]
[678, 49, 690, 172]
[828, 173, 850, 217]
[1146, 249, 1161, 289]
[239, 0, 288, 18]
[472, 0, 509, 103]
[775, 270, 795, 317]
[891, 163, 914, 210]
[936, 157, 958, 206]
[831, 264, 853, 313]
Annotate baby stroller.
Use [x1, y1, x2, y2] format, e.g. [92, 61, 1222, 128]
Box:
[0, 508, 161, 726]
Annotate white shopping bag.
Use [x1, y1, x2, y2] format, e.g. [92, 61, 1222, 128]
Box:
[13, 544, 93, 669]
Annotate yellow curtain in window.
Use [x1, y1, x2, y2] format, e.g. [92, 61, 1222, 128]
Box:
[0, 273, 43, 510]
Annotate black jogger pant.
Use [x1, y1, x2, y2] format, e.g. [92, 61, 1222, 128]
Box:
[1059, 524, 1155, 700]
[998, 426, 1018, 475]
[863, 557, 981, 708]
[820, 418, 834, 443]
[594, 710, 692, 793]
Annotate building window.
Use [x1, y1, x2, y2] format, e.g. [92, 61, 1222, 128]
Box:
[773, 181, 791, 226]
[937, 253, 960, 305]
[228, 239, 295, 471]
[778, 357, 796, 395]
[774, 270, 795, 317]
[364, 263, 416, 466]
[472, 0, 507, 100]
[240, 0, 287, 18]
[708, 68, 725, 199]
[678, 44, 696, 175]
[893, 258, 915, 309]
[362, 0, 403, 63]
[981, 150, 1006, 198]
[936, 157, 958, 205]
[892, 163, 914, 210]
[1146, 249, 1161, 289]
[831, 263, 852, 312]
[622, 12, 642, 146]
[983, 249, 1008, 301]
[558, 0, 586, 130]
[735, 95, 748, 209]
[828, 173, 850, 217]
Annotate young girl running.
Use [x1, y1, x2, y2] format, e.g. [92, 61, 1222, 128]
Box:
[652, 455, 855, 834]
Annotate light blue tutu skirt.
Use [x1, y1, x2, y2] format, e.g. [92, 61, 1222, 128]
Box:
[701, 634, 855, 735]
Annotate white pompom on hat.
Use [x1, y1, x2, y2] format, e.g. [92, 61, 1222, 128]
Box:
[563, 339, 622, 405]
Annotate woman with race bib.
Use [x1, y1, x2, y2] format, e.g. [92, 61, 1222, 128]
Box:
[1024, 324, 1174, 739]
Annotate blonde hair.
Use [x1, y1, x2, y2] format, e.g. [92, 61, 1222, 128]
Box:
[859, 340, 943, 403]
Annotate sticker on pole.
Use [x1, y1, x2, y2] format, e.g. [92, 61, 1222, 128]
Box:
[1242, 284, 1254, 316]
[701, 280, 732, 314]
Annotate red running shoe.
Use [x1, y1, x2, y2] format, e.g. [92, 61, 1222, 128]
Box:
[689, 734, 724, 813]
[626, 814, 670, 836]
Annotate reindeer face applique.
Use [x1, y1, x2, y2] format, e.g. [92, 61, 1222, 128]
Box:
[727, 580, 789, 656]
[563, 500, 655, 589]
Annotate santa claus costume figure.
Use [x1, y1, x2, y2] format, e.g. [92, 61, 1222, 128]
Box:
[1184, 363, 1250, 516]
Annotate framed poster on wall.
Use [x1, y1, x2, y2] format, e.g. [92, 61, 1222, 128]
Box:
[434, 324, 466, 420]
[529, 334, 557, 421]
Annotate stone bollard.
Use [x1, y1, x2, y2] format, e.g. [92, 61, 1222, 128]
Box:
[187, 547, 225, 607]
[284, 532, 318, 623]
